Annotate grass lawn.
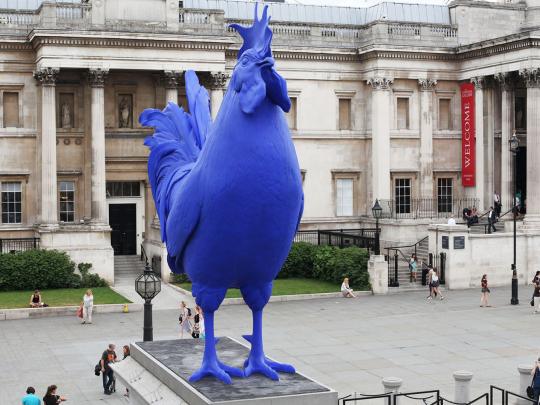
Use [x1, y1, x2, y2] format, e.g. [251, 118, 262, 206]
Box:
[176, 278, 339, 299]
[0, 287, 131, 309]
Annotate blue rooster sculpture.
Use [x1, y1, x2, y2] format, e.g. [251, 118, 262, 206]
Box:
[140, 4, 303, 385]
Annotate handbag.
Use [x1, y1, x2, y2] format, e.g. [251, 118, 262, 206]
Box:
[527, 370, 537, 399]
[76, 306, 83, 318]
[94, 363, 101, 376]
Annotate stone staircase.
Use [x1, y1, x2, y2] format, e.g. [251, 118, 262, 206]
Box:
[114, 255, 146, 286]
[386, 237, 429, 289]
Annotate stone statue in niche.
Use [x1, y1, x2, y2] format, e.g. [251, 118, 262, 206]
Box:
[61, 102, 71, 129]
[119, 96, 131, 128]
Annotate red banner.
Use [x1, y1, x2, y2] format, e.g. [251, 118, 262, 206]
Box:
[460, 83, 475, 187]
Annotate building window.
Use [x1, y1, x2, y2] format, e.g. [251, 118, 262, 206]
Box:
[394, 178, 411, 214]
[437, 178, 453, 213]
[338, 98, 351, 130]
[515, 96, 526, 131]
[59, 181, 75, 222]
[396, 97, 409, 129]
[286, 97, 297, 130]
[336, 178, 354, 216]
[438, 99, 451, 130]
[106, 181, 141, 198]
[3, 92, 19, 128]
[1, 182, 22, 224]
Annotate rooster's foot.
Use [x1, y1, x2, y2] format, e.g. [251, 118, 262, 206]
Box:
[242, 334, 296, 376]
[189, 360, 244, 384]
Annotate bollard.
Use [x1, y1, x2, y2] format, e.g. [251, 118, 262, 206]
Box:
[453, 370, 473, 404]
[518, 364, 534, 405]
[382, 377, 403, 405]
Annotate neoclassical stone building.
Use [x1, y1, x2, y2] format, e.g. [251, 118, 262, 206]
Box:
[1, 0, 540, 282]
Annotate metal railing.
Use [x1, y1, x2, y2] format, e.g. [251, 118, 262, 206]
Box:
[0, 237, 39, 253]
[378, 198, 479, 220]
[340, 390, 440, 405]
[385, 236, 429, 287]
[295, 228, 377, 250]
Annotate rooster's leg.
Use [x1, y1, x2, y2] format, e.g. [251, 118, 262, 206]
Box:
[189, 285, 244, 384]
[241, 282, 296, 380]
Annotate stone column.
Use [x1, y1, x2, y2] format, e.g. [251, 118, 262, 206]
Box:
[208, 72, 228, 119]
[518, 364, 533, 404]
[34, 67, 59, 227]
[88, 69, 109, 225]
[418, 79, 437, 200]
[471, 77, 485, 211]
[486, 82, 495, 209]
[163, 70, 181, 104]
[453, 370, 473, 404]
[368, 77, 393, 202]
[520, 68, 540, 226]
[495, 72, 514, 211]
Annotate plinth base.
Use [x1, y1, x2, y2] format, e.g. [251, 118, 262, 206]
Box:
[112, 337, 337, 405]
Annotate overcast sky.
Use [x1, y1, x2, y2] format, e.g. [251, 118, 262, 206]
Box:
[286, 0, 448, 6]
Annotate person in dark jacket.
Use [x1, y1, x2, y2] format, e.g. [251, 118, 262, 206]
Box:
[531, 358, 540, 403]
[42, 385, 65, 405]
[487, 206, 497, 233]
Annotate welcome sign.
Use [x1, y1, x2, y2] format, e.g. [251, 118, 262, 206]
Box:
[460, 83, 475, 187]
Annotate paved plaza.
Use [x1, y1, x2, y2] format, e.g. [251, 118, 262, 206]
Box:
[1, 286, 538, 404]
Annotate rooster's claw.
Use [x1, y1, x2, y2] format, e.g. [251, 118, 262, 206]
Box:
[189, 360, 243, 384]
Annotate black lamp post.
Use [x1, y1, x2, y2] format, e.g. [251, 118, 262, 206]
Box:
[135, 261, 161, 341]
[509, 131, 519, 305]
[372, 199, 382, 255]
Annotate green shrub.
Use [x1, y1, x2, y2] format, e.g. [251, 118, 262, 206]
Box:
[279, 242, 316, 278]
[78, 263, 108, 288]
[0, 250, 80, 291]
[170, 273, 190, 284]
[313, 245, 370, 290]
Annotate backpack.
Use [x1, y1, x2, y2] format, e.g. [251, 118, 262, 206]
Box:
[187, 307, 192, 317]
[94, 362, 101, 376]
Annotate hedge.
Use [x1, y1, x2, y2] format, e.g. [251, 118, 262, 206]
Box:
[172, 243, 370, 290]
[0, 250, 107, 291]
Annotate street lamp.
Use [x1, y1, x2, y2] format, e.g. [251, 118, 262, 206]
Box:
[509, 131, 519, 305]
[135, 261, 161, 341]
[372, 199, 382, 255]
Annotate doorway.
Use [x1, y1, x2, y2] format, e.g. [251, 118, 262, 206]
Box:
[109, 204, 137, 255]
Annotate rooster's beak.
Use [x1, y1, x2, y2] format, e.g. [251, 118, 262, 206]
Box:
[258, 57, 275, 68]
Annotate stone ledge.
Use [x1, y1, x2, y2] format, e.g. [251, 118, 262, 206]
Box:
[0, 303, 142, 321]
[168, 283, 372, 305]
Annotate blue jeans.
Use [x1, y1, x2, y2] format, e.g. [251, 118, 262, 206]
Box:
[102, 368, 114, 392]
[533, 387, 540, 404]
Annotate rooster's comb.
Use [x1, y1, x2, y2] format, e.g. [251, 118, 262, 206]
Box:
[229, 3, 272, 60]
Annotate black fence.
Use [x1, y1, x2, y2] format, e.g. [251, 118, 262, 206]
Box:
[295, 229, 377, 250]
[378, 198, 479, 220]
[0, 237, 39, 253]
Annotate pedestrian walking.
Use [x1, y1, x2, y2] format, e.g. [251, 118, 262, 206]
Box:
[100, 343, 117, 395]
[191, 305, 204, 338]
[533, 283, 540, 314]
[122, 345, 130, 398]
[487, 206, 497, 233]
[179, 301, 192, 338]
[22, 387, 41, 405]
[494, 191, 502, 217]
[480, 274, 491, 307]
[409, 254, 418, 283]
[530, 358, 540, 404]
[426, 265, 434, 300]
[431, 268, 444, 300]
[42, 385, 66, 405]
[82, 289, 93, 324]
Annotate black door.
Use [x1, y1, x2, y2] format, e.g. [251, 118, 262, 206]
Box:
[109, 204, 137, 255]
[516, 146, 527, 213]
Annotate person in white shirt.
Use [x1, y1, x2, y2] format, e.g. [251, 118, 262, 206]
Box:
[447, 215, 456, 226]
[341, 277, 356, 298]
[82, 289, 94, 324]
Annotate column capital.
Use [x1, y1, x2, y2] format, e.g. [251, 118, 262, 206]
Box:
[87, 68, 109, 88]
[418, 78, 437, 91]
[206, 71, 229, 89]
[470, 76, 485, 90]
[519, 68, 540, 88]
[162, 70, 183, 89]
[367, 77, 393, 90]
[33, 67, 59, 86]
[494, 72, 513, 91]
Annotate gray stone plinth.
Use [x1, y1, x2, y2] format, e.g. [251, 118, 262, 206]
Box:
[118, 337, 337, 405]
[518, 364, 534, 405]
[382, 377, 403, 405]
[453, 370, 473, 404]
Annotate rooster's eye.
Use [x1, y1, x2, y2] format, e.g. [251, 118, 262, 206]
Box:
[241, 56, 249, 66]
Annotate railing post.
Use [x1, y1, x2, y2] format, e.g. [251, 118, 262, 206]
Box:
[317, 230, 321, 246]
[0, 238, 2, 253]
[428, 253, 433, 267]
[394, 252, 399, 287]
